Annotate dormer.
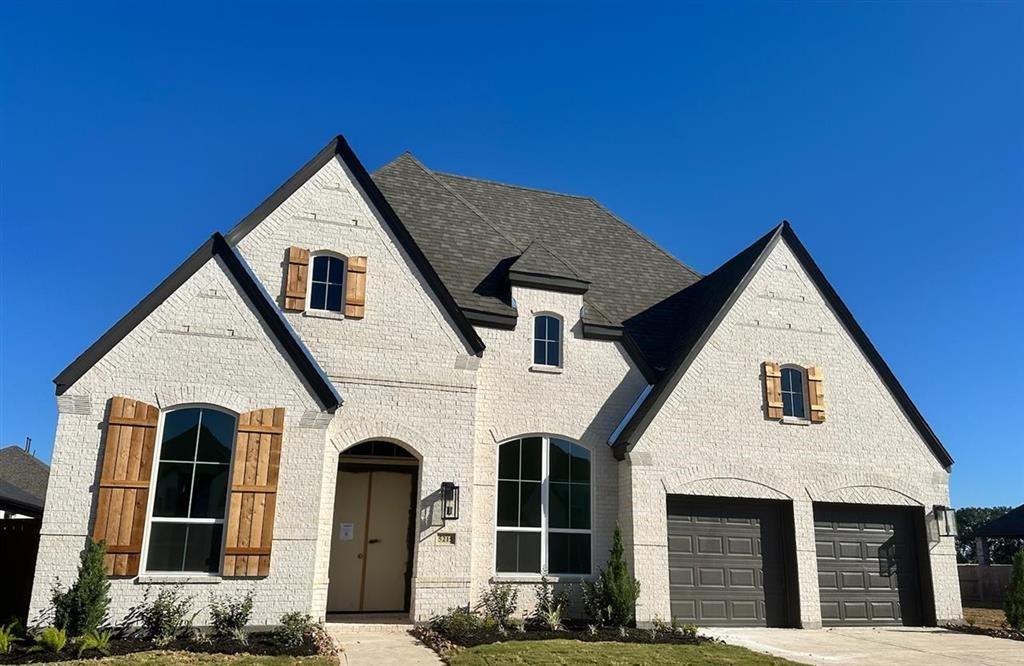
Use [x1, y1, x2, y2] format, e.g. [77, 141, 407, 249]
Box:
[507, 241, 590, 294]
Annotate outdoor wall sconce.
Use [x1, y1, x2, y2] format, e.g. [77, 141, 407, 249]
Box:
[933, 505, 957, 538]
[442, 482, 460, 521]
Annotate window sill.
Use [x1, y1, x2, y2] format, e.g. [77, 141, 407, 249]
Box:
[528, 364, 563, 375]
[136, 574, 223, 585]
[780, 416, 811, 426]
[302, 309, 346, 321]
[491, 573, 594, 584]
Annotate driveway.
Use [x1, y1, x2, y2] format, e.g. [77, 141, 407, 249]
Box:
[706, 626, 1024, 666]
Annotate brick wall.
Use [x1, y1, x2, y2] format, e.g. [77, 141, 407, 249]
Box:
[623, 238, 961, 627]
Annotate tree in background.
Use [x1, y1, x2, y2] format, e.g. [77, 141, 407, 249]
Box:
[955, 507, 1024, 564]
[1006, 550, 1024, 630]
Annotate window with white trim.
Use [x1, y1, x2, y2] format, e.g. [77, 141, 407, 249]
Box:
[309, 254, 346, 312]
[145, 407, 236, 573]
[495, 436, 591, 575]
[781, 366, 807, 419]
[533, 314, 562, 367]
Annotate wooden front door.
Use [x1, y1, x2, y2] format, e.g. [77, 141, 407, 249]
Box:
[327, 467, 415, 612]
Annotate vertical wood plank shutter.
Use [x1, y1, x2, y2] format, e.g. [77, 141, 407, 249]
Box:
[807, 366, 826, 422]
[223, 407, 285, 577]
[763, 361, 783, 420]
[92, 397, 159, 576]
[344, 256, 367, 319]
[284, 247, 310, 311]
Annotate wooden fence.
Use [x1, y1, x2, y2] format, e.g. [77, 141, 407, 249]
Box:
[958, 563, 1012, 604]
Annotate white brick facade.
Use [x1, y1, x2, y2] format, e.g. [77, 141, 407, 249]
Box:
[31, 150, 960, 629]
[622, 239, 961, 627]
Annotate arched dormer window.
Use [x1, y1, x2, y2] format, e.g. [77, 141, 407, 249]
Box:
[780, 366, 808, 419]
[495, 436, 591, 576]
[308, 252, 346, 313]
[144, 406, 237, 574]
[533, 314, 562, 367]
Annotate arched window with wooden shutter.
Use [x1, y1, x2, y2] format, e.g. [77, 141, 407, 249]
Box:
[284, 246, 310, 311]
[807, 366, 826, 422]
[763, 361, 783, 420]
[344, 256, 367, 319]
[223, 407, 286, 577]
[92, 397, 159, 576]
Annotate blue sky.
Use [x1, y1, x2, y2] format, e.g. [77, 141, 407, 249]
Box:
[1, 2, 1020, 507]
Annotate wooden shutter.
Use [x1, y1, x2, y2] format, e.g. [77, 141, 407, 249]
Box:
[284, 247, 310, 311]
[807, 366, 826, 422]
[223, 407, 285, 577]
[92, 397, 159, 576]
[763, 361, 783, 420]
[344, 256, 367, 319]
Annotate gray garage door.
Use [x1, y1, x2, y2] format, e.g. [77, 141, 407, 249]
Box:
[667, 497, 792, 627]
[814, 504, 924, 626]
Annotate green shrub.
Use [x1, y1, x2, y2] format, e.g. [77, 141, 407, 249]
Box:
[1006, 549, 1024, 630]
[75, 629, 112, 657]
[272, 612, 317, 652]
[52, 539, 111, 637]
[32, 627, 68, 654]
[581, 524, 640, 626]
[429, 606, 485, 643]
[209, 589, 254, 641]
[528, 576, 568, 628]
[0, 622, 18, 654]
[477, 584, 517, 629]
[136, 586, 197, 646]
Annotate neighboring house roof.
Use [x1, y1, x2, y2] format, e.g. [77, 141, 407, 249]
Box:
[372, 155, 702, 361]
[975, 504, 1024, 538]
[225, 137, 485, 355]
[53, 234, 342, 412]
[610, 222, 955, 470]
[0, 446, 49, 517]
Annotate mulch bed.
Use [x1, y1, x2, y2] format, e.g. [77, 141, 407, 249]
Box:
[943, 623, 1024, 642]
[0, 633, 325, 664]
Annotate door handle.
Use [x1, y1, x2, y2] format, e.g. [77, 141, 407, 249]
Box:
[368, 538, 381, 544]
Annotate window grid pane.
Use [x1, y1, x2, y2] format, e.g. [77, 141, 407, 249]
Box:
[310, 255, 346, 312]
[533, 315, 561, 366]
[781, 367, 806, 418]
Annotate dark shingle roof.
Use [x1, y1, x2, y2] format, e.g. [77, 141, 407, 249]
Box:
[976, 505, 1024, 538]
[0, 446, 50, 515]
[373, 155, 701, 364]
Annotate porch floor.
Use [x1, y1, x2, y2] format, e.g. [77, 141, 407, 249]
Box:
[325, 612, 415, 632]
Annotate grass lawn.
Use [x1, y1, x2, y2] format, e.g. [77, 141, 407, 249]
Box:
[34, 653, 338, 666]
[964, 605, 1008, 629]
[446, 639, 799, 665]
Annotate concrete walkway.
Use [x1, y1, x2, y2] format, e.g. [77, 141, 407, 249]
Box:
[325, 622, 441, 666]
[706, 626, 1024, 666]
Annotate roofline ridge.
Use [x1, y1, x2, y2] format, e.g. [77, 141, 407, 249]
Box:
[515, 239, 586, 280]
[0, 445, 50, 470]
[434, 170, 595, 201]
[399, 156, 524, 254]
[587, 199, 704, 281]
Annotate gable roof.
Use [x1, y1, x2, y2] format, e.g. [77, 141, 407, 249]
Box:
[372, 155, 702, 360]
[54, 234, 342, 412]
[225, 137, 485, 355]
[509, 241, 590, 294]
[975, 504, 1024, 538]
[0, 446, 49, 516]
[611, 222, 954, 470]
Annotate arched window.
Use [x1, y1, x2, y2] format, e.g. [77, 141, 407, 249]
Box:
[309, 253, 346, 312]
[495, 436, 591, 575]
[533, 314, 562, 367]
[780, 367, 807, 419]
[145, 406, 236, 574]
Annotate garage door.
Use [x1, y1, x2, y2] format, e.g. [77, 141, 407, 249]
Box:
[814, 504, 924, 626]
[667, 497, 793, 627]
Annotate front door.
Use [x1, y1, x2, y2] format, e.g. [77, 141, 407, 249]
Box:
[327, 467, 414, 612]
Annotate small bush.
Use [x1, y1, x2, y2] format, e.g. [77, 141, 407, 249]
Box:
[32, 627, 68, 654]
[209, 589, 255, 641]
[0, 622, 18, 654]
[272, 612, 316, 652]
[75, 629, 112, 657]
[430, 606, 484, 643]
[477, 584, 517, 629]
[136, 586, 197, 646]
[52, 539, 111, 637]
[676, 623, 698, 640]
[1007, 549, 1024, 630]
[582, 525, 640, 626]
[528, 576, 568, 629]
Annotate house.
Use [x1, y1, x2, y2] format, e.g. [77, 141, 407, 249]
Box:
[0, 443, 50, 519]
[29, 135, 962, 629]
